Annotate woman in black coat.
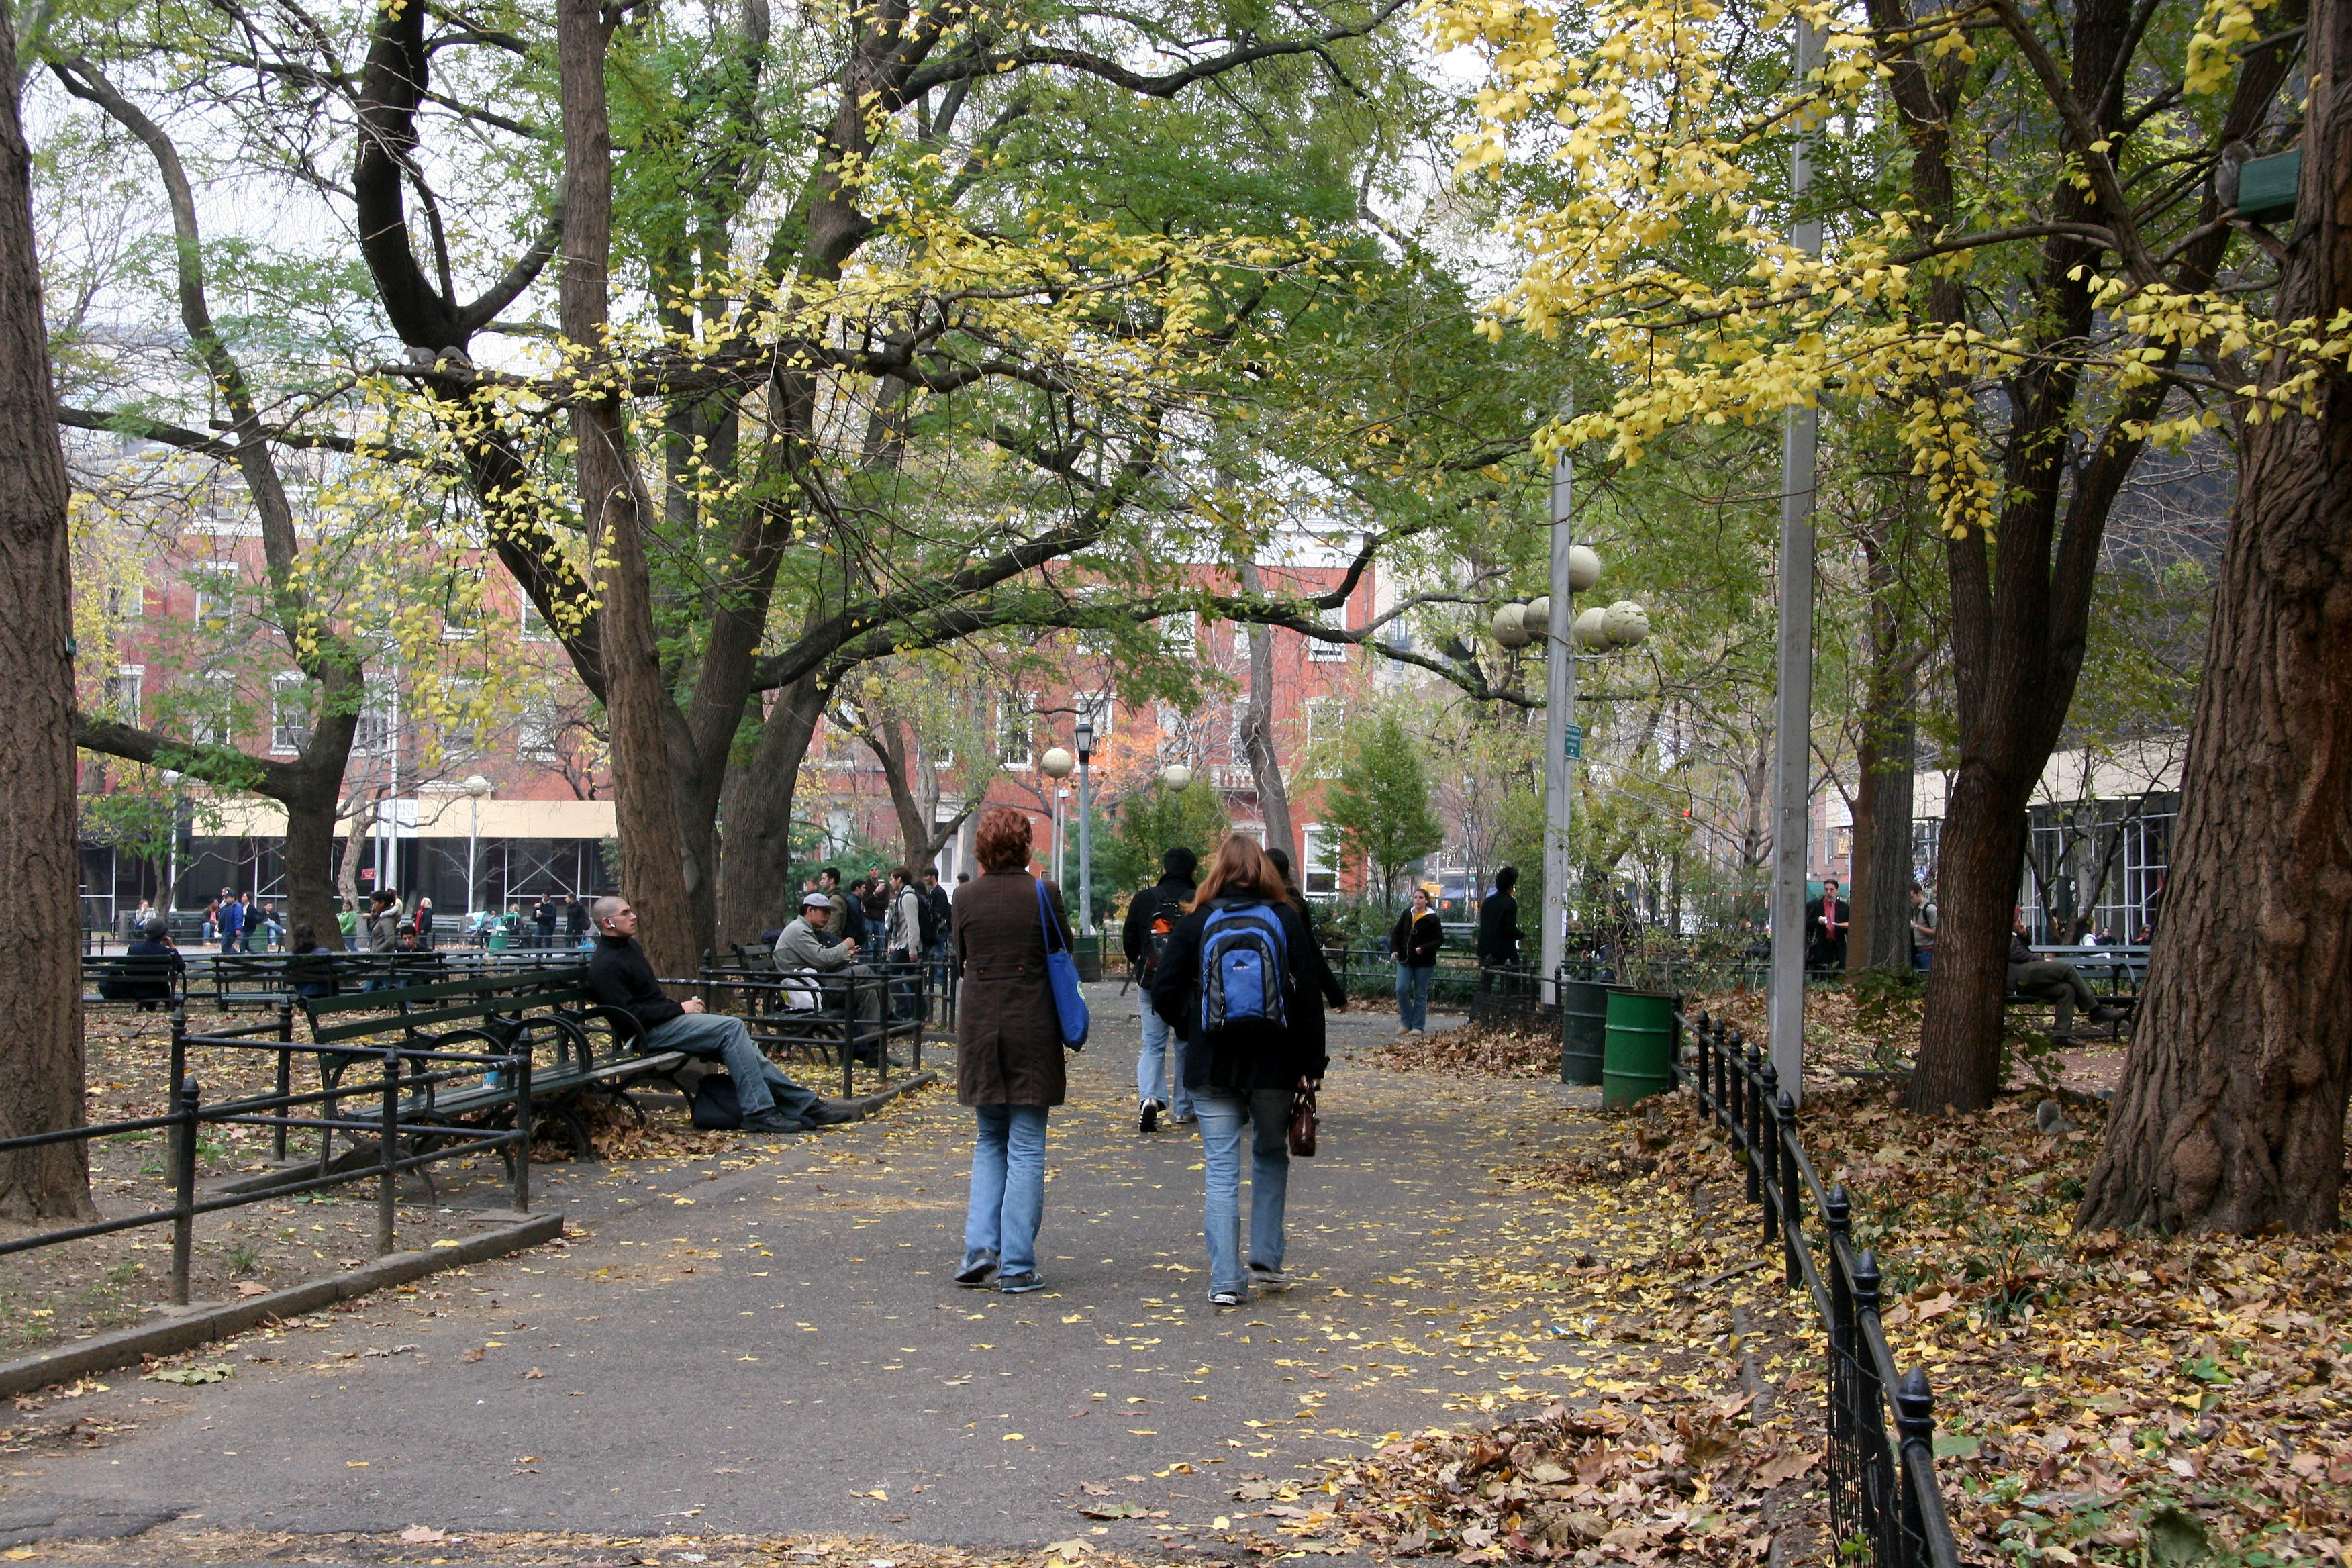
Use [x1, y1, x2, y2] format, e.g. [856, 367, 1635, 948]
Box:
[1148, 835, 1326, 1308]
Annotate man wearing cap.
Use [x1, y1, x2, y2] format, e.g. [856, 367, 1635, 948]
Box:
[587, 896, 853, 1134]
[773, 891, 885, 1035]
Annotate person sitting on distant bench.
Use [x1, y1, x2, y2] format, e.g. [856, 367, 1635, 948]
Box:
[586, 895, 856, 1134]
[102, 918, 183, 1010]
[2008, 910, 2122, 1036]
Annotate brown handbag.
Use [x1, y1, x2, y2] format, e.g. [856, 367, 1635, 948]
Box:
[1287, 1087, 1319, 1157]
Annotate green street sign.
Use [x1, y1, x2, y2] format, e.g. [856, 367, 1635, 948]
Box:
[1564, 723, 1583, 760]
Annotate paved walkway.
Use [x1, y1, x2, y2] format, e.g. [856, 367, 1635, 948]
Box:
[2, 987, 1604, 1556]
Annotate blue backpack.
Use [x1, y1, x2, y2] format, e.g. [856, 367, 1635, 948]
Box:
[1199, 899, 1289, 1036]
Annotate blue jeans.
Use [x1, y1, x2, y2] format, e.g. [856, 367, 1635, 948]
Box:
[1395, 963, 1433, 1031]
[964, 1105, 1049, 1275]
[646, 1010, 819, 1122]
[1136, 998, 1193, 1116]
[1196, 1087, 1293, 1297]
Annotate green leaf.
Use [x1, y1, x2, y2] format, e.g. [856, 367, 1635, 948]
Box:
[2145, 1506, 2210, 1567]
[1930, 1434, 1979, 1459]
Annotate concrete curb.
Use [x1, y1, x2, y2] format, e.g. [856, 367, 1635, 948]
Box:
[0, 1211, 564, 1399]
[849, 1067, 940, 1116]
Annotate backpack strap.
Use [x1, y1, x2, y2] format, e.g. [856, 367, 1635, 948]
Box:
[1036, 877, 1067, 956]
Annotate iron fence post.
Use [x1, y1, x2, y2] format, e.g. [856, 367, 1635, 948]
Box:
[1756, 1059, 1779, 1242]
[1895, 1367, 1939, 1566]
[169, 1075, 200, 1306]
[1825, 1185, 1853, 1475]
[1777, 1088, 1802, 1288]
[1718, 1025, 1734, 1134]
[377, 1045, 398, 1257]
[273, 1000, 293, 1163]
[511, 1045, 533, 1213]
[1852, 1249, 1894, 1553]
[1693, 1012, 1712, 1106]
[1743, 1036, 1763, 1203]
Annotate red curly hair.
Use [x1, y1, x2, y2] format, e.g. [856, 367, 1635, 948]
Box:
[973, 806, 1036, 873]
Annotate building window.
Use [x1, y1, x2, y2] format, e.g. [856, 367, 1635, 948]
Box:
[191, 571, 234, 630]
[190, 671, 236, 747]
[104, 665, 143, 728]
[270, 673, 311, 754]
[520, 698, 558, 761]
[354, 676, 395, 756]
[997, 694, 1034, 769]
[1075, 689, 1114, 740]
[1163, 611, 1197, 656]
[1302, 823, 1339, 895]
[520, 600, 554, 642]
[1307, 606, 1347, 663]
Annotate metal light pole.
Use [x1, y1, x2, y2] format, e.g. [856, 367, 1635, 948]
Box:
[1538, 407, 1577, 1006]
[1767, 15, 1825, 1102]
[160, 769, 183, 917]
[463, 775, 493, 923]
[1075, 716, 1096, 936]
[1040, 746, 1075, 887]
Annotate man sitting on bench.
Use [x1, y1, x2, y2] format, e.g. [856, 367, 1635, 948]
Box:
[101, 918, 183, 1010]
[586, 896, 856, 1134]
[772, 891, 885, 1030]
[2009, 909, 2123, 1036]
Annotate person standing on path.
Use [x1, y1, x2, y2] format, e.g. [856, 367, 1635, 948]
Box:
[217, 887, 245, 954]
[363, 889, 401, 989]
[1909, 883, 1935, 971]
[1475, 866, 1522, 991]
[1148, 835, 1325, 1308]
[950, 807, 1075, 1295]
[1389, 885, 1442, 1035]
[883, 865, 925, 1020]
[1266, 845, 1349, 1036]
[1120, 845, 1198, 1132]
[411, 897, 434, 950]
[1804, 879, 1848, 973]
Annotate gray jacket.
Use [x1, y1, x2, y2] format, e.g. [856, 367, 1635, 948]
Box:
[366, 910, 401, 954]
[885, 886, 922, 954]
[773, 916, 858, 975]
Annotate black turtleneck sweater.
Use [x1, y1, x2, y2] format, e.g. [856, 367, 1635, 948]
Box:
[586, 932, 685, 1032]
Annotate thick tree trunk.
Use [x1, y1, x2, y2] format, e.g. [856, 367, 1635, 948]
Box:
[556, 0, 696, 979]
[1852, 705, 1916, 973]
[1906, 769, 2027, 1112]
[0, 7, 95, 1222]
[2079, 31, 2352, 1233]
[716, 672, 828, 945]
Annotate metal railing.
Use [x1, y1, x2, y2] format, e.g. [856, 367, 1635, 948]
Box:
[0, 1009, 531, 1305]
[1677, 1011, 1962, 1568]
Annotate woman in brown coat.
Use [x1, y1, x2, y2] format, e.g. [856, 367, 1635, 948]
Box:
[952, 807, 1075, 1295]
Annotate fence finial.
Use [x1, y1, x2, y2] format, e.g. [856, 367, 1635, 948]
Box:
[1895, 1367, 1936, 1441]
[1852, 1247, 1882, 1312]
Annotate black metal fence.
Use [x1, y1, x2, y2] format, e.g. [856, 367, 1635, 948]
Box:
[0, 1012, 531, 1304]
[1677, 1011, 1963, 1568]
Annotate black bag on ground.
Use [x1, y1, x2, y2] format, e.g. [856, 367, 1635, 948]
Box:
[691, 1073, 743, 1130]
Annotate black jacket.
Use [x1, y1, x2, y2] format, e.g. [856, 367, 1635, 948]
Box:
[1120, 873, 1198, 967]
[586, 934, 685, 1033]
[1477, 890, 1522, 964]
[1390, 909, 1443, 967]
[1146, 897, 1328, 1094]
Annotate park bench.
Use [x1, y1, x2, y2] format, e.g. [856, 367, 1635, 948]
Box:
[83, 953, 184, 1011]
[297, 965, 687, 1164]
[697, 959, 927, 1097]
[2002, 944, 2147, 1041]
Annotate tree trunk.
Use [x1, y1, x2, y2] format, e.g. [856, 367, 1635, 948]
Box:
[0, 6, 95, 1222]
[716, 672, 828, 945]
[1906, 769, 2027, 1112]
[1853, 703, 1916, 973]
[1236, 559, 1294, 862]
[556, 0, 695, 979]
[2079, 28, 2352, 1232]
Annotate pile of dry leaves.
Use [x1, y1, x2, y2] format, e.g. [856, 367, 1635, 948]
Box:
[1377, 1024, 1560, 1079]
[534, 1093, 754, 1161]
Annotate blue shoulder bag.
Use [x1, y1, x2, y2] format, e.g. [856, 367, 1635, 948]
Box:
[1038, 877, 1089, 1050]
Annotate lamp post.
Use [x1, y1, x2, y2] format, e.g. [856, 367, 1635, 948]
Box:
[1491, 546, 1647, 997]
[1160, 762, 1193, 791]
[1040, 746, 1075, 887]
[462, 775, 493, 924]
[160, 769, 184, 920]
[1074, 716, 1096, 936]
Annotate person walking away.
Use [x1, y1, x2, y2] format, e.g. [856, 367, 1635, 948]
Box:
[1909, 884, 1936, 972]
[587, 897, 851, 1134]
[2007, 908, 2121, 1036]
[1388, 886, 1442, 1035]
[1475, 867, 1523, 993]
[1148, 835, 1325, 1308]
[1266, 846, 1349, 1031]
[363, 890, 402, 989]
[1804, 879, 1848, 973]
[949, 807, 1076, 1295]
[920, 869, 952, 957]
[883, 866, 926, 1020]
[1121, 846, 1199, 1132]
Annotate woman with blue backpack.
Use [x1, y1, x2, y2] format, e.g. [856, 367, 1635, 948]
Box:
[1148, 834, 1326, 1308]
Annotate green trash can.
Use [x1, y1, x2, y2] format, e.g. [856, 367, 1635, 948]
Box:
[1602, 989, 1676, 1107]
[1561, 980, 1613, 1086]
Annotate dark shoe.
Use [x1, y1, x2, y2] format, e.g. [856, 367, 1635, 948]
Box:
[741, 1109, 807, 1134]
[954, 1251, 999, 1287]
[1170, 1112, 1197, 1127]
[997, 1270, 1046, 1294]
[1248, 1263, 1292, 1293]
[2088, 1004, 2124, 1025]
[805, 1099, 861, 1125]
[1138, 1100, 1162, 1134]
